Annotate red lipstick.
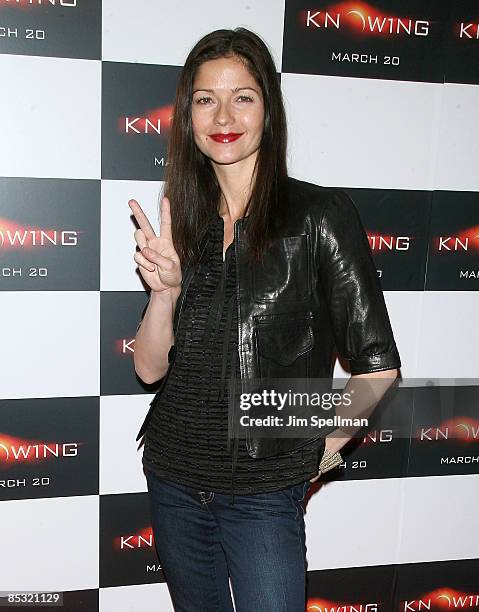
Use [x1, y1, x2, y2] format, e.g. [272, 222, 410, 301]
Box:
[209, 132, 243, 143]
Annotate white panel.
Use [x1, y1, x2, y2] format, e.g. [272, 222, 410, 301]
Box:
[282, 73, 443, 191]
[0, 55, 101, 180]
[433, 84, 479, 192]
[304, 477, 404, 570]
[101, 180, 163, 292]
[102, 0, 285, 71]
[415, 292, 479, 378]
[1, 292, 100, 400]
[383, 291, 423, 379]
[305, 474, 479, 571]
[100, 582, 174, 612]
[100, 394, 154, 495]
[0, 495, 99, 591]
[397, 474, 479, 564]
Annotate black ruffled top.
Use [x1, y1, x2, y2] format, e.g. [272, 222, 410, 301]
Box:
[142, 210, 320, 504]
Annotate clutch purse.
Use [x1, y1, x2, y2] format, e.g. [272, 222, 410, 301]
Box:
[318, 448, 343, 474]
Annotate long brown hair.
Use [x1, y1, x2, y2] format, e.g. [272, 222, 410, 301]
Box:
[162, 27, 289, 265]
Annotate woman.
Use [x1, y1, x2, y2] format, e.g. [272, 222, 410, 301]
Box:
[129, 27, 400, 612]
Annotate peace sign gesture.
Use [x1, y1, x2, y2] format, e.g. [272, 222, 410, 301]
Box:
[129, 196, 182, 293]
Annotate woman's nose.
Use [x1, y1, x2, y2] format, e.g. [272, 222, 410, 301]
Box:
[214, 102, 234, 125]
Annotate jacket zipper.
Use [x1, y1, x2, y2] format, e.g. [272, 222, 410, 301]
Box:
[234, 219, 249, 456]
[234, 219, 245, 390]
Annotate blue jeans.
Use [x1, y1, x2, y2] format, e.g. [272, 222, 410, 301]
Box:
[145, 469, 311, 612]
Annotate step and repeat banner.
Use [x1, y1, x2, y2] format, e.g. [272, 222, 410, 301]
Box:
[1, 1, 478, 610]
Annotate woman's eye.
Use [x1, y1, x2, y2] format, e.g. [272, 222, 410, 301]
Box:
[194, 94, 253, 104]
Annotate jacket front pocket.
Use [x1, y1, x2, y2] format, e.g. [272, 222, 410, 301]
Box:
[254, 322, 314, 380]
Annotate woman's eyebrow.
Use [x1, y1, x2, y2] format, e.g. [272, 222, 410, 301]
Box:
[192, 86, 259, 94]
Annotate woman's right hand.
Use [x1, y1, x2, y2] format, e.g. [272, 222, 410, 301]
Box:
[128, 196, 182, 293]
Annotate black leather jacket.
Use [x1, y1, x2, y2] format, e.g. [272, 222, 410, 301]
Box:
[135, 177, 401, 461]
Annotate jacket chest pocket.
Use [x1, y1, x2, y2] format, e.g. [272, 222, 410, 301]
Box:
[254, 321, 315, 380]
[252, 234, 311, 303]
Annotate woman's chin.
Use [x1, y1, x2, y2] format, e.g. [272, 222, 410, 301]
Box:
[209, 154, 245, 166]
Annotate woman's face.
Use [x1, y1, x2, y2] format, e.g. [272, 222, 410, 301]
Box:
[191, 56, 265, 167]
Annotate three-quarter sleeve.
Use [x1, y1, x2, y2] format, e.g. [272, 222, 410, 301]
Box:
[318, 189, 401, 375]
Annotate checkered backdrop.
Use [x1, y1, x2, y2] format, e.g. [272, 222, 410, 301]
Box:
[1, 1, 478, 610]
